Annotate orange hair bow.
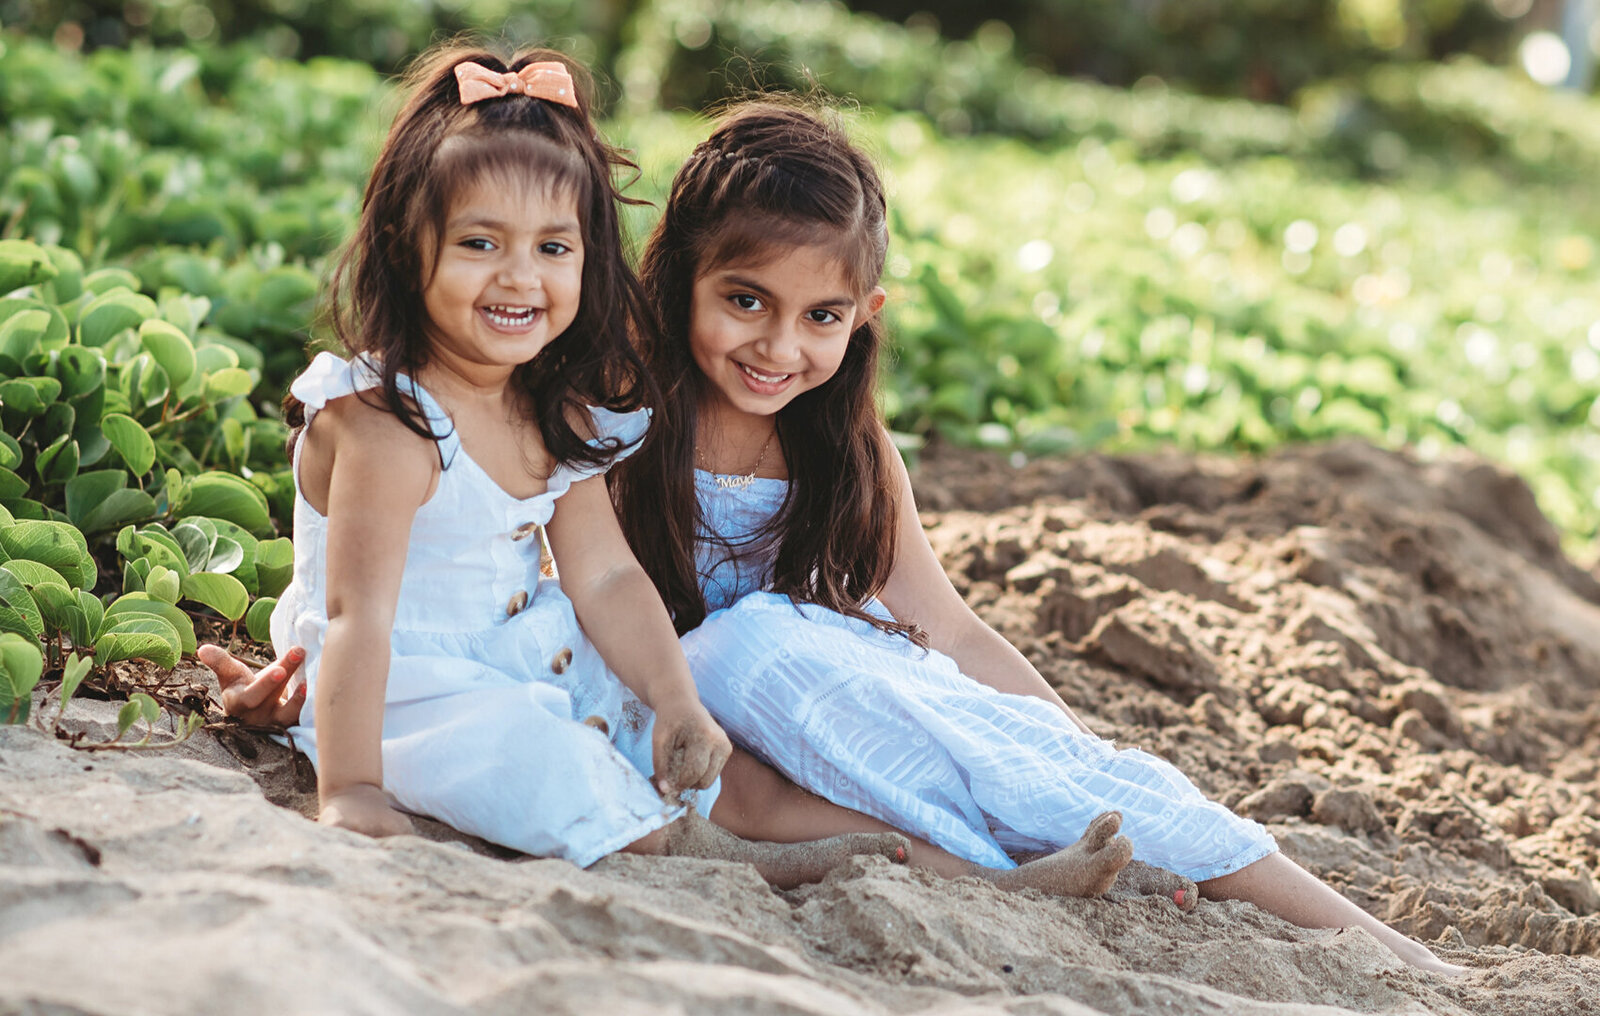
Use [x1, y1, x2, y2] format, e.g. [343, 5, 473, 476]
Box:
[454, 60, 578, 109]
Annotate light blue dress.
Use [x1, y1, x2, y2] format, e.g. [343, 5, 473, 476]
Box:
[680, 470, 1276, 881]
[271, 353, 716, 867]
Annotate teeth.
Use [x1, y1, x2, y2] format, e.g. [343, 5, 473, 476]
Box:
[741, 364, 791, 384]
[484, 305, 537, 328]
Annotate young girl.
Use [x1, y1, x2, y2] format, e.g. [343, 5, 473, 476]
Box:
[251, 43, 922, 885]
[605, 100, 1462, 974]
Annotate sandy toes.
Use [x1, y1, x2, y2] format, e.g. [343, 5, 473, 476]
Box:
[990, 811, 1132, 898]
[1114, 859, 1200, 912]
[665, 812, 909, 889]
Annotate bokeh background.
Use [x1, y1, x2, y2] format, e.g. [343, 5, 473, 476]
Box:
[3, 0, 1599, 565]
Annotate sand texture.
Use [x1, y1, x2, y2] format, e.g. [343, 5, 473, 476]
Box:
[4, 439, 1599, 1015]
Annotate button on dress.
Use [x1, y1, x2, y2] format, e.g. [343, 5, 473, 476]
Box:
[271, 353, 716, 866]
[681, 470, 1275, 882]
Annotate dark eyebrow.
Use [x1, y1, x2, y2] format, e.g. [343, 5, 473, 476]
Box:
[720, 272, 854, 311]
[447, 215, 582, 234]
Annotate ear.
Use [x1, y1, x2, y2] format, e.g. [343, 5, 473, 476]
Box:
[853, 286, 888, 330]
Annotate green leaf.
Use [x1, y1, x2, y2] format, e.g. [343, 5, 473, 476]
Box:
[206, 535, 244, 575]
[114, 691, 163, 738]
[208, 518, 258, 594]
[180, 473, 272, 535]
[82, 268, 141, 296]
[0, 468, 27, 500]
[0, 308, 50, 363]
[192, 343, 239, 375]
[0, 569, 44, 638]
[180, 571, 248, 621]
[104, 594, 196, 655]
[73, 589, 102, 647]
[245, 596, 277, 642]
[138, 319, 197, 390]
[59, 652, 93, 708]
[0, 604, 36, 641]
[0, 558, 71, 590]
[101, 412, 156, 475]
[0, 520, 95, 588]
[40, 246, 84, 305]
[36, 434, 80, 485]
[37, 401, 75, 445]
[78, 288, 157, 347]
[65, 469, 124, 522]
[0, 377, 49, 415]
[121, 353, 170, 410]
[0, 240, 59, 295]
[202, 367, 254, 401]
[97, 617, 181, 670]
[0, 632, 45, 724]
[144, 565, 182, 605]
[116, 523, 187, 575]
[29, 582, 81, 641]
[0, 433, 21, 470]
[77, 488, 157, 535]
[253, 537, 294, 598]
[172, 517, 218, 573]
[221, 416, 248, 466]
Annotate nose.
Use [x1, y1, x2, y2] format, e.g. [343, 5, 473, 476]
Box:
[496, 248, 543, 292]
[755, 318, 801, 366]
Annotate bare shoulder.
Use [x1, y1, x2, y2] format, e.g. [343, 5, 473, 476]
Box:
[875, 424, 916, 495]
[299, 392, 439, 510]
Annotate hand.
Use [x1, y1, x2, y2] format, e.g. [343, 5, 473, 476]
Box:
[650, 692, 732, 801]
[318, 783, 414, 838]
[198, 643, 307, 726]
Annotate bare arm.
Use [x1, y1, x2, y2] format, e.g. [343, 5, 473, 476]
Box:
[310, 398, 437, 835]
[873, 431, 1095, 735]
[545, 473, 732, 796]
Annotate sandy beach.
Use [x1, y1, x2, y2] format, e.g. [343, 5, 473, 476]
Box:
[4, 439, 1598, 1015]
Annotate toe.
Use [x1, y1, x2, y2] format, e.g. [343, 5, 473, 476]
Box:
[1084, 810, 1123, 848]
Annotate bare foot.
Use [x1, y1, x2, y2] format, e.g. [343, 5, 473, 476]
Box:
[663, 812, 910, 889]
[1113, 859, 1199, 912]
[989, 811, 1132, 898]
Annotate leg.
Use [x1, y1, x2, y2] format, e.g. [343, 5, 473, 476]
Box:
[1200, 852, 1464, 974]
[627, 811, 908, 890]
[713, 747, 1132, 897]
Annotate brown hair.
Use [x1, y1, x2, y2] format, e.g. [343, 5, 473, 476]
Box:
[292, 41, 656, 469]
[614, 100, 914, 640]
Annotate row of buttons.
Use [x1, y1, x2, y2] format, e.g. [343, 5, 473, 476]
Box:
[506, 521, 570, 674]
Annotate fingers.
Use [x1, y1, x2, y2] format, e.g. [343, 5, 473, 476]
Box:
[270, 680, 308, 726]
[655, 724, 728, 797]
[196, 643, 255, 690]
[197, 643, 307, 723]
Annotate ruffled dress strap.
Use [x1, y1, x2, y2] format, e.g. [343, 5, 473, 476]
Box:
[289, 352, 462, 470]
[562, 406, 651, 482]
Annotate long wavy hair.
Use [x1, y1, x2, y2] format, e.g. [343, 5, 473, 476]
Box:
[614, 101, 914, 639]
[290, 41, 657, 470]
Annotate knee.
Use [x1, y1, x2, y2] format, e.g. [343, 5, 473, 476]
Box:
[621, 824, 669, 857]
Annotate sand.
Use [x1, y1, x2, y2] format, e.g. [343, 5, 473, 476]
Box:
[3, 438, 1598, 1015]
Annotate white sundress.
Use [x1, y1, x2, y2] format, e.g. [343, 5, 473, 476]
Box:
[271, 353, 716, 867]
[680, 470, 1276, 882]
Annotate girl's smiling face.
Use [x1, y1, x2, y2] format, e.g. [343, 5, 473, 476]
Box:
[689, 243, 886, 424]
[421, 175, 585, 379]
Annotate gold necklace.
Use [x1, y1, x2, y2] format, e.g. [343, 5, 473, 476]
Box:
[698, 431, 774, 491]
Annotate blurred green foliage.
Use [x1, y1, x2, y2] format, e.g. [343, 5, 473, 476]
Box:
[843, 0, 1516, 98]
[7, 0, 1523, 105]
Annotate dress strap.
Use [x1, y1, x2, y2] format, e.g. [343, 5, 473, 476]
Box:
[563, 406, 651, 482]
[288, 352, 461, 470]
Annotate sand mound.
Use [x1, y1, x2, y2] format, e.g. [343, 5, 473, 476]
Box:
[4, 439, 1598, 1015]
